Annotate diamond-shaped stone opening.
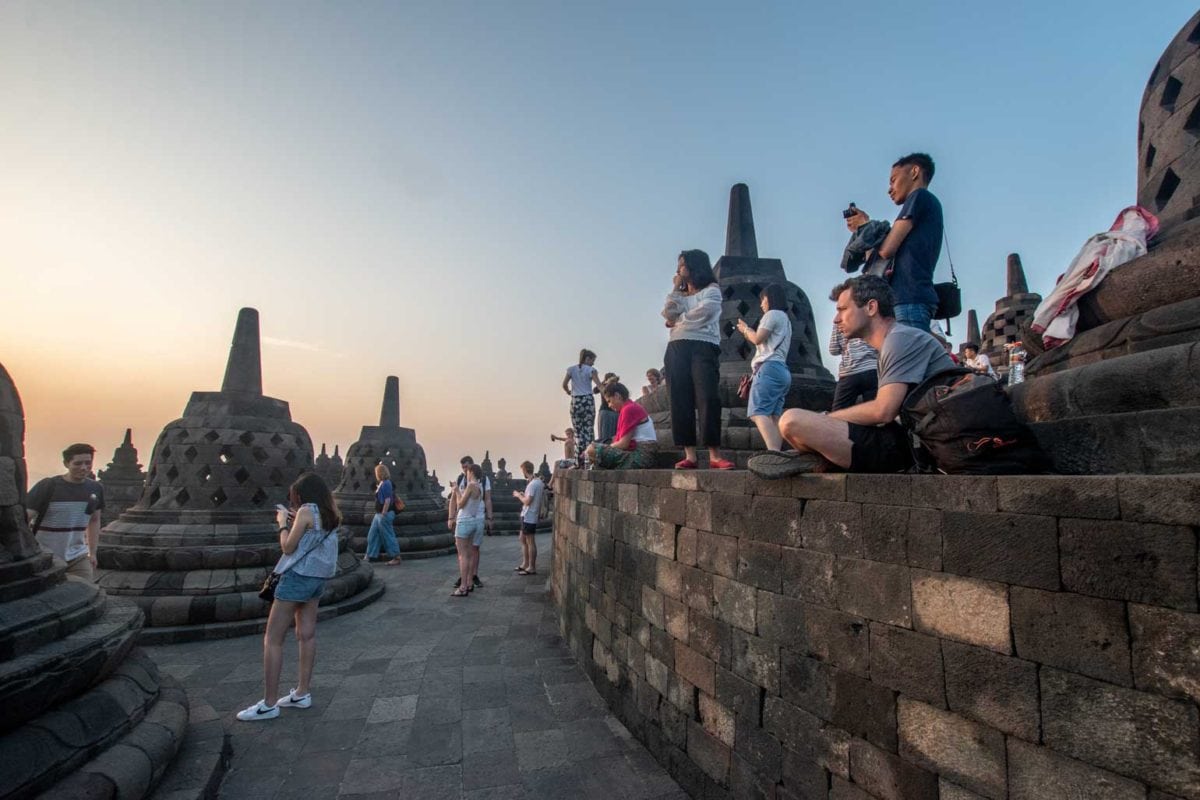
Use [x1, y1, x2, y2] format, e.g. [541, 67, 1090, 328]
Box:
[204, 430, 220, 443]
[239, 432, 255, 446]
[737, 342, 753, 360]
[1156, 167, 1180, 211]
[736, 300, 750, 316]
[252, 446, 269, 464]
[160, 446, 172, 460]
[219, 445, 233, 464]
[283, 450, 296, 466]
[234, 466, 250, 484]
[270, 433, 283, 446]
[1162, 76, 1183, 110]
[269, 468, 285, 485]
[352, 481, 362, 490]
[210, 487, 227, 507]
[184, 446, 198, 463]
[1145, 143, 1157, 173]
[749, 284, 761, 297]
[175, 488, 190, 506]
[147, 487, 161, 506]
[1189, 21, 1200, 44]
[175, 429, 189, 441]
[166, 465, 180, 481]
[790, 303, 802, 318]
[251, 488, 268, 506]
[149, 467, 158, 481]
[723, 286, 735, 299]
[1185, 102, 1200, 135]
[197, 465, 212, 482]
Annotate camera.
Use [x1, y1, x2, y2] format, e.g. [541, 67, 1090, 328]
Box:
[842, 202, 858, 219]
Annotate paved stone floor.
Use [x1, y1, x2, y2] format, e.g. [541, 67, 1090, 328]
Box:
[146, 533, 685, 800]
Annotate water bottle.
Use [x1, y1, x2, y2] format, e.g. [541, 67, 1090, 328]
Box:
[1007, 342, 1026, 386]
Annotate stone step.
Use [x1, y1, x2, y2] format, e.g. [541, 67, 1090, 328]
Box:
[98, 566, 274, 596]
[98, 542, 282, 572]
[0, 577, 107, 662]
[0, 554, 63, 604]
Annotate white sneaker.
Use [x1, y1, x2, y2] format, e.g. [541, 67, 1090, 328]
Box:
[236, 700, 279, 721]
[276, 689, 312, 709]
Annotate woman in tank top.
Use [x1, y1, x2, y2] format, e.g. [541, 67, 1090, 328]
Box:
[450, 463, 485, 597]
[237, 472, 341, 721]
[561, 348, 603, 460]
[736, 284, 794, 451]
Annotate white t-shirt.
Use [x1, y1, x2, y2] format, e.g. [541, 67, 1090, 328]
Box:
[521, 477, 545, 524]
[967, 353, 995, 377]
[751, 309, 792, 370]
[566, 364, 597, 396]
[632, 418, 657, 443]
[455, 475, 492, 521]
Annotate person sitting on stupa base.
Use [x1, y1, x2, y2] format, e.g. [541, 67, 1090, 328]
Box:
[585, 382, 660, 470]
[749, 275, 954, 479]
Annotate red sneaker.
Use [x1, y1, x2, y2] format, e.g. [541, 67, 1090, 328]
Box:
[674, 458, 698, 470]
[709, 458, 736, 470]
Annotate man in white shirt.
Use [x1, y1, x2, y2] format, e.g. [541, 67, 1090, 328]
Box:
[512, 460, 544, 575]
[963, 343, 996, 378]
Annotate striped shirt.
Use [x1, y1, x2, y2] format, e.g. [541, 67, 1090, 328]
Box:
[28, 477, 104, 563]
[828, 325, 878, 377]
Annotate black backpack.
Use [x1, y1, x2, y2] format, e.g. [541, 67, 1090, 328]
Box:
[899, 367, 1048, 474]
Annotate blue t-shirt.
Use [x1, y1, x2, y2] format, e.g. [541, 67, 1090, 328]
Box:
[374, 479, 394, 513]
[890, 187, 943, 306]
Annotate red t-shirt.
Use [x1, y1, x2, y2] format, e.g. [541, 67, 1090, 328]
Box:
[614, 402, 650, 445]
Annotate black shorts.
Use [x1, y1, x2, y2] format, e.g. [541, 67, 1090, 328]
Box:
[847, 422, 914, 473]
[521, 522, 538, 535]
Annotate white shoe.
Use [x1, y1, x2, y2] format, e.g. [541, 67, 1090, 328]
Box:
[236, 700, 279, 721]
[276, 689, 312, 709]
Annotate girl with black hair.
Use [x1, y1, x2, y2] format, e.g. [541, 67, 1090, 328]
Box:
[736, 284, 793, 450]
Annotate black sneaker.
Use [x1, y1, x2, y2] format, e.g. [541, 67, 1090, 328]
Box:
[472, 575, 483, 588]
[748, 451, 824, 479]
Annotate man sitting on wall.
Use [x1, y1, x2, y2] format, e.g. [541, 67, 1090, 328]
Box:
[749, 275, 955, 478]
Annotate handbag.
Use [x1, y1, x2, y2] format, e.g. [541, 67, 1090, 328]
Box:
[737, 374, 752, 401]
[259, 525, 336, 603]
[934, 232, 962, 333]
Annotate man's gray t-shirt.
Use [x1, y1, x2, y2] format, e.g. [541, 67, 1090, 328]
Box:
[877, 323, 956, 393]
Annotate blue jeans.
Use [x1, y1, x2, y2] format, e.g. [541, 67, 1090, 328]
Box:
[747, 360, 790, 418]
[894, 303, 937, 332]
[366, 511, 398, 558]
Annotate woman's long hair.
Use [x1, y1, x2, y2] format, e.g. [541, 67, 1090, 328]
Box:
[289, 472, 341, 531]
[679, 249, 716, 290]
[761, 284, 788, 312]
[374, 463, 391, 482]
[578, 348, 596, 366]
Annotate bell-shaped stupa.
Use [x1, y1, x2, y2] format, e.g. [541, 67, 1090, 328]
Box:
[482, 453, 553, 537]
[334, 376, 453, 557]
[97, 427, 147, 524]
[98, 308, 380, 642]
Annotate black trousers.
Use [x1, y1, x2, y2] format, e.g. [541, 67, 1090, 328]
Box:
[831, 369, 879, 411]
[665, 339, 722, 447]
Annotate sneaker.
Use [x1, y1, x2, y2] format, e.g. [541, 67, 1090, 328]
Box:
[236, 700, 279, 721]
[276, 689, 312, 709]
[748, 451, 824, 480]
[709, 458, 736, 470]
[472, 575, 483, 588]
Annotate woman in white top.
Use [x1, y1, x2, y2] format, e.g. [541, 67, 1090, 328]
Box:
[238, 472, 341, 721]
[449, 463, 485, 597]
[661, 249, 734, 470]
[736, 284, 793, 451]
[561, 349, 603, 459]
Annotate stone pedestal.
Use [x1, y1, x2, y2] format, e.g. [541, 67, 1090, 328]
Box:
[97, 309, 380, 643]
[0, 363, 187, 798]
[98, 428, 147, 525]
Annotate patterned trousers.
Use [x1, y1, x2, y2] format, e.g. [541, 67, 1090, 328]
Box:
[570, 394, 596, 455]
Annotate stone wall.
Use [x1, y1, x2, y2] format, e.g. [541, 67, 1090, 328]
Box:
[550, 469, 1200, 800]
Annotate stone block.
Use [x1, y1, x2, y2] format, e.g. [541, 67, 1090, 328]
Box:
[779, 655, 896, 751]
[697, 471, 748, 495]
[618, 483, 639, 514]
[849, 738, 938, 800]
[677, 527, 698, 566]
[1059, 519, 1196, 611]
[697, 532, 738, 579]
[1118, 475, 1200, 526]
[800, 501, 863, 556]
[997, 475, 1120, 519]
[1130, 603, 1200, 704]
[690, 611, 733, 669]
[731, 628, 779, 692]
[642, 585, 665, 630]
[674, 642, 716, 696]
[868, 623, 945, 707]
[699, 692, 735, 747]
[780, 749, 833, 796]
[715, 665, 759, 723]
[737, 540, 782, 592]
[846, 474, 911, 506]
[644, 519, 677, 559]
[862, 504, 908, 564]
[829, 776, 873, 799]
[765, 696, 851, 778]
[1007, 738, 1146, 800]
[730, 752, 776, 800]
[909, 475, 997, 512]
[1041, 667, 1200, 797]
[941, 640, 1038, 741]
[657, 487, 689, 526]
[682, 567, 714, 614]
[1011, 586, 1132, 685]
[757, 590, 807, 651]
[733, 714, 782, 779]
[656, 557, 684, 601]
[905, 509, 942, 571]
[835, 558, 912, 627]
[688, 720, 731, 784]
[686, 491, 713, 531]
[645, 654, 671, 695]
[0, 457, 16, 505]
[711, 575, 756, 634]
[799, 604, 869, 677]
[782, 547, 836, 606]
[941, 511, 1059, 590]
[897, 699, 1006, 800]
[747, 495, 804, 546]
[939, 780, 988, 800]
[748, 472, 846, 500]
[911, 571, 1011, 654]
[664, 596, 688, 642]
[710, 491, 751, 539]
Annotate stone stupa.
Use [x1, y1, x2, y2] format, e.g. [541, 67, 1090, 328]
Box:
[978, 253, 1041, 376]
[0, 363, 188, 797]
[315, 442, 344, 489]
[481, 453, 553, 537]
[97, 308, 380, 643]
[97, 427, 147, 524]
[334, 376, 454, 557]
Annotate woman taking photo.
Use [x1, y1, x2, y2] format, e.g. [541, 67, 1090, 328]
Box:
[365, 463, 404, 566]
[450, 463, 485, 597]
[237, 472, 341, 721]
[561, 349, 603, 457]
[662, 249, 733, 470]
[736, 284, 793, 451]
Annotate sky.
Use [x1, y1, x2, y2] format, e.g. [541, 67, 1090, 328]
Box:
[1, 0, 1194, 486]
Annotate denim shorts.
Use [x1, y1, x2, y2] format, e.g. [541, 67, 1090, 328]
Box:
[455, 517, 486, 546]
[748, 360, 791, 418]
[275, 571, 327, 603]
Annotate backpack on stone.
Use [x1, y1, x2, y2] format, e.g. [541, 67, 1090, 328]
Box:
[899, 367, 1048, 474]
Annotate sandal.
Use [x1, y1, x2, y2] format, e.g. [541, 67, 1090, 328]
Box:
[451, 588, 469, 597]
[514, 565, 528, 572]
[386, 557, 403, 566]
[518, 568, 538, 575]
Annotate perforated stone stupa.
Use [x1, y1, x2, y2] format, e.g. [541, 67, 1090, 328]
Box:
[315, 442, 344, 488]
[335, 376, 453, 557]
[0, 363, 187, 798]
[979, 253, 1042, 375]
[480, 452, 552, 537]
[97, 308, 380, 642]
[98, 427, 147, 524]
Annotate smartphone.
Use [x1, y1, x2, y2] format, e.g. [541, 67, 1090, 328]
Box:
[842, 202, 858, 219]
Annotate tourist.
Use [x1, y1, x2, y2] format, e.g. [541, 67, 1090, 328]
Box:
[930, 324, 961, 365]
[449, 463, 485, 597]
[447, 455, 491, 589]
[512, 460, 545, 575]
[237, 472, 340, 721]
[642, 368, 663, 397]
[845, 153, 944, 332]
[963, 342, 996, 377]
[550, 428, 576, 469]
[748, 275, 955, 478]
[662, 249, 734, 470]
[828, 317, 878, 412]
[562, 349, 603, 456]
[27, 443, 105, 581]
[735, 284, 793, 451]
[596, 373, 621, 444]
[585, 382, 661, 469]
[364, 463, 405, 566]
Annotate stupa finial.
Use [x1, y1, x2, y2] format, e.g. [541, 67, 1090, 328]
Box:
[220, 307, 263, 395]
[725, 183, 758, 258]
[1007, 253, 1029, 295]
[379, 376, 400, 428]
[122, 428, 133, 446]
[966, 309, 982, 345]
